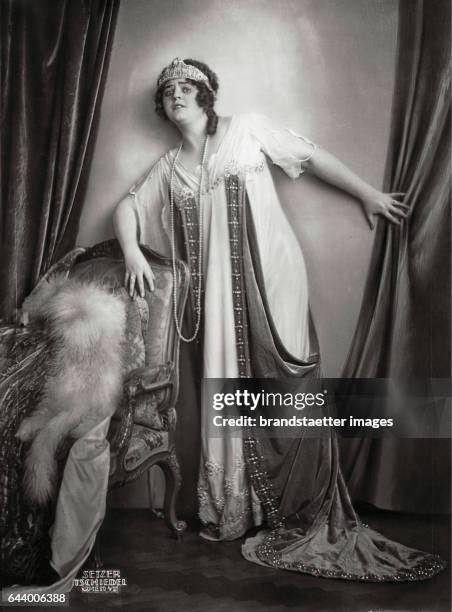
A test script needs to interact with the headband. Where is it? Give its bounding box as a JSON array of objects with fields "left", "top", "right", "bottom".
[{"left": 157, "top": 57, "right": 213, "bottom": 92}]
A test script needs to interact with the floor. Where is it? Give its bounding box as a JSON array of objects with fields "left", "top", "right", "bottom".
[{"left": 61, "top": 507, "right": 451, "bottom": 612}]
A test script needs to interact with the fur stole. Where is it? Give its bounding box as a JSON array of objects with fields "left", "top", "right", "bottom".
[{"left": 16, "top": 275, "right": 127, "bottom": 505}]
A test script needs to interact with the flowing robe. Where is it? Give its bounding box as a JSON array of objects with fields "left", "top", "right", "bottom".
[
  {"left": 129, "top": 113, "right": 445, "bottom": 580},
  {"left": 130, "top": 113, "right": 319, "bottom": 539}
]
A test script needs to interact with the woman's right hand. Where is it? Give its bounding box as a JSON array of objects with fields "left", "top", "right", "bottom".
[{"left": 124, "top": 246, "right": 155, "bottom": 297}]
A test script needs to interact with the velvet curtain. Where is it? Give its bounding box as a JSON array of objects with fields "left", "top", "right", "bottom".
[
  {"left": 341, "top": 0, "right": 451, "bottom": 513},
  {"left": 0, "top": 0, "right": 119, "bottom": 320}
]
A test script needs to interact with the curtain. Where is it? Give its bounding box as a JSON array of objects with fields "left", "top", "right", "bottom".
[
  {"left": 0, "top": 0, "right": 119, "bottom": 320},
  {"left": 341, "top": 0, "right": 451, "bottom": 513}
]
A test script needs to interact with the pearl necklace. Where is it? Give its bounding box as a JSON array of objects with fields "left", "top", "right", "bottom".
[{"left": 170, "top": 134, "right": 209, "bottom": 342}]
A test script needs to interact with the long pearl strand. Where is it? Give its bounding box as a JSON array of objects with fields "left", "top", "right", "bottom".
[{"left": 170, "top": 135, "right": 209, "bottom": 342}]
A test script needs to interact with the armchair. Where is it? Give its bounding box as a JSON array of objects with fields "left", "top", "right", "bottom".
[{"left": 47, "top": 238, "right": 190, "bottom": 539}]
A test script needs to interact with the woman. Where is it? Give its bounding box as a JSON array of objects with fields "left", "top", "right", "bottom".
[{"left": 114, "top": 58, "right": 445, "bottom": 580}]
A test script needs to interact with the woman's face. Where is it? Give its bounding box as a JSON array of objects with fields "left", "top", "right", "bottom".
[{"left": 162, "top": 78, "right": 204, "bottom": 127}]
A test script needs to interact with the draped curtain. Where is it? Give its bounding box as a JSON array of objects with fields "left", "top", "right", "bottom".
[
  {"left": 341, "top": 0, "right": 451, "bottom": 513},
  {"left": 0, "top": 0, "right": 119, "bottom": 320}
]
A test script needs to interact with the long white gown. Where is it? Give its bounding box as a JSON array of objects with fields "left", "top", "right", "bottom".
[{"left": 129, "top": 113, "right": 317, "bottom": 539}]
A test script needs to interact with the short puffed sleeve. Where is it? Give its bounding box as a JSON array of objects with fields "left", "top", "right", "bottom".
[
  {"left": 127, "top": 158, "right": 170, "bottom": 250},
  {"left": 245, "top": 113, "right": 318, "bottom": 179}
]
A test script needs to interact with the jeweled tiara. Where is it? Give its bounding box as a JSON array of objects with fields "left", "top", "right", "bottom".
[{"left": 157, "top": 57, "right": 213, "bottom": 91}]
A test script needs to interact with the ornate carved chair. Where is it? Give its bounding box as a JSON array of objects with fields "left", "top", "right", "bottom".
[{"left": 46, "top": 238, "right": 190, "bottom": 539}]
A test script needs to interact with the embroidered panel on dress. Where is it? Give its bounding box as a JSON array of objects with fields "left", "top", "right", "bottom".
[
  {"left": 242, "top": 435, "right": 284, "bottom": 529},
  {"left": 224, "top": 174, "right": 252, "bottom": 378},
  {"left": 172, "top": 194, "right": 203, "bottom": 334},
  {"left": 227, "top": 172, "right": 285, "bottom": 527}
]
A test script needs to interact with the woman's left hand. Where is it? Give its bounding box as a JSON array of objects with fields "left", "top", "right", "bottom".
[{"left": 361, "top": 190, "right": 409, "bottom": 230}]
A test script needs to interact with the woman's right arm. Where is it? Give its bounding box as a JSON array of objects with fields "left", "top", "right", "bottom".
[{"left": 113, "top": 196, "right": 155, "bottom": 297}]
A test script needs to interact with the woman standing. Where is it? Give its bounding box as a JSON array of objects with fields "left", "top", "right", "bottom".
[{"left": 114, "top": 58, "right": 444, "bottom": 580}]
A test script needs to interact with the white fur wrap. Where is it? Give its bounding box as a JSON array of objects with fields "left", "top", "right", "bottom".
[{"left": 16, "top": 275, "right": 127, "bottom": 506}]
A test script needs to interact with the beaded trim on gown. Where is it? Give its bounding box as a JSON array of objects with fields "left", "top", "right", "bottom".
[{"left": 128, "top": 113, "right": 446, "bottom": 580}]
